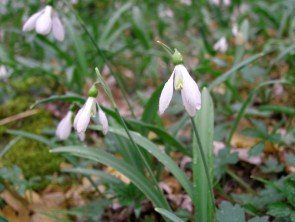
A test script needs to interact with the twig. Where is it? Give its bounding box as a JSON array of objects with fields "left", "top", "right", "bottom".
[{"left": 0, "top": 109, "right": 39, "bottom": 126}]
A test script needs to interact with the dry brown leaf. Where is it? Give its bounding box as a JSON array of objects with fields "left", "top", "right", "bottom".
[
  {"left": 231, "top": 133, "right": 258, "bottom": 148},
  {"left": 105, "top": 166, "right": 130, "bottom": 184}
]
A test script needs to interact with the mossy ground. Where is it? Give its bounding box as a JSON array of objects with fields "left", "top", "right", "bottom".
[{"left": 0, "top": 77, "right": 63, "bottom": 190}]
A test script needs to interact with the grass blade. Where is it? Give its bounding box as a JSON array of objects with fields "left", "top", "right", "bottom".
[
  {"left": 62, "top": 168, "right": 122, "bottom": 185},
  {"left": 155, "top": 208, "right": 185, "bottom": 222},
  {"left": 30, "top": 94, "right": 85, "bottom": 109},
  {"left": 208, "top": 52, "right": 266, "bottom": 90},
  {"left": 0, "top": 136, "right": 21, "bottom": 158},
  {"left": 6, "top": 130, "right": 54, "bottom": 146},
  {"left": 89, "top": 125, "right": 193, "bottom": 199},
  {"left": 52, "top": 146, "right": 171, "bottom": 210}
]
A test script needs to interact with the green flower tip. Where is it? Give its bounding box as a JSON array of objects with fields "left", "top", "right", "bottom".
[
  {"left": 172, "top": 49, "right": 183, "bottom": 65},
  {"left": 88, "top": 85, "right": 98, "bottom": 98}
]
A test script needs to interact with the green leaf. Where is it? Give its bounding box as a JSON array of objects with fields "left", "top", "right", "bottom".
[
  {"left": 216, "top": 201, "right": 245, "bottom": 222},
  {"left": 30, "top": 94, "right": 85, "bottom": 109},
  {"left": 0, "top": 215, "right": 8, "bottom": 222},
  {"left": 155, "top": 208, "right": 185, "bottom": 222},
  {"left": 67, "top": 18, "right": 88, "bottom": 90},
  {"left": 249, "top": 142, "right": 265, "bottom": 157},
  {"left": 258, "top": 105, "right": 295, "bottom": 116},
  {"left": 193, "top": 87, "right": 214, "bottom": 222},
  {"left": 284, "top": 178, "right": 295, "bottom": 208},
  {"left": 241, "top": 66, "right": 266, "bottom": 83},
  {"left": 260, "top": 157, "right": 284, "bottom": 173},
  {"left": 241, "top": 128, "right": 264, "bottom": 139},
  {"left": 100, "top": 2, "right": 133, "bottom": 42},
  {"left": 6, "top": 130, "right": 54, "bottom": 147},
  {"left": 141, "top": 84, "right": 162, "bottom": 124},
  {"left": 52, "top": 146, "right": 170, "bottom": 210},
  {"left": 62, "top": 167, "right": 122, "bottom": 185},
  {"left": 226, "top": 79, "right": 289, "bottom": 144},
  {"left": 127, "top": 119, "right": 190, "bottom": 156},
  {"left": 267, "top": 202, "right": 292, "bottom": 218},
  {"left": 286, "top": 154, "right": 295, "bottom": 167},
  {"left": 89, "top": 125, "right": 193, "bottom": 199},
  {"left": 214, "top": 147, "right": 239, "bottom": 180},
  {"left": 0, "top": 136, "right": 21, "bottom": 158}
]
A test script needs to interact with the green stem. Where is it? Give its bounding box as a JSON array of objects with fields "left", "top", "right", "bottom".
[
  {"left": 63, "top": 0, "right": 135, "bottom": 118},
  {"left": 226, "top": 169, "right": 255, "bottom": 195},
  {"left": 190, "top": 118, "right": 215, "bottom": 211}
]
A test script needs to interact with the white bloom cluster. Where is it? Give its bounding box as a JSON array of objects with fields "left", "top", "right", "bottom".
[{"left": 56, "top": 96, "right": 109, "bottom": 141}]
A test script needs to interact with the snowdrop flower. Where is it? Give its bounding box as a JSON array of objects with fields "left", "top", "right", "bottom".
[
  {"left": 159, "top": 49, "right": 201, "bottom": 117},
  {"left": 210, "top": 0, "right": 220, "bottom": 5},
  {"left": 56, "top": 111, "right": 73, "bottom": 140},
  {"left": 232, "top": 24, "right": 245, "bottom": 45},
  {"left": 74, "top": 86, "right": 109, "bottom": 140},
  {"left": 180, "top": 0, "right": 192, "bottom": 6},
  {"left": 0, "top": 65, "right": 10, "bottom": 80},
  {"left": 211, "top": 0, "right": 230, "bottom": 6},
  {"left": 223, "top": 0, "right": 231, "bottom": 6},
  {"left": 22, "top": 5, "right": 65, "bottom": 41},
  {"left": 214, "top": 37, "right": 228, "bottom": 53}
]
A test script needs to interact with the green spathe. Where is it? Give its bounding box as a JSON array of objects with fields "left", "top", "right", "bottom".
[
  {"left": 88, "top": 85, "right": 98, "bottom": 98},
  {"left": 172, "top": 49, "right": 183, "bottom": 65}
]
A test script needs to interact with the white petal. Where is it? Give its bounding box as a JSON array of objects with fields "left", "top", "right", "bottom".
[
  {"left": 223, "top": 0, "right": 231, "bottom": 6},
  {"left": 0, "top": 65, "right": 9, "bottom": 79},
  {"left": 35, "top": 6, "right": 52, "bottom": 35},
  {"left": 77, "top": 132, "right": 85, "bottom": 141},
  {"left": 56, "top": 111, "right": 72, "bottom": 140},
  {"left": 179, "top": 65, "right": 201, "bottom": 117},
  {"left": 74, "top": 106, "right": 84, "bottom": 130},
  {"left": 214, "top": 37, "right": 227, "bottom": 53},
  {"left": 98, "top": 109, "right": 109, "bottom": 135},
  {"left": 232, "top": 24, "right": 238, "bottom": 36},
  {"left": 159, "top": 73, "right": 174, "bottom": 115},
  {"left": 76, "top": 97, "right": 95, "bottom": 133},
  {"left": 22, "top": 9, "right": 44, "bottom": 32},
  {"left": 211, "top": 0, "right": 220, "bottom": 5},
  {"left": 52, "top": 13, "right": 65, "bottom": 41}
]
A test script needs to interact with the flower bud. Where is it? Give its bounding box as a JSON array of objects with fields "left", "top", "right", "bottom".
[
  {"left": 172, "top": 49, "right": 183, "bottom": 65},
  {"left": 88, "top": 85, "right": 98, "bottom": 98}
]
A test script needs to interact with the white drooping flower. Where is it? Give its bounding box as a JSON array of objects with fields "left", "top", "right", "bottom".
[
  {"left": 74, "top": 88, "right": 109, "bottom": 140},
  {"left": 98, "top": 109, "right": 109, "bottom": 135},
  {"left": 223, "top": 0, "right": 231, "bottom": 6},
  {"left": 214, "top": 37, "right": 228, "bottom": 53},
  {"left": 210, "top": 0, "right": 220, "bottom": 5},
  {"left": 159, "top": 50, "right": 201, "bottom": 117},
  {"left": 210, "top": 0, "right": 230, "bottom": 6},
  {"left": 0, "top": 65, "right": 10, "bottom": 80},
  {"left": 22, "top": 5, "right": 65, "bottom": 41},
  {"left": 56, "top": 111, "right": 73, "bottom": 140},
  {"left": 232, "top": 24, "right": 245, "bottom": 45}
]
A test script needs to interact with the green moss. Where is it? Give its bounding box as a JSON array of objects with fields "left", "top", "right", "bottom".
[
  {"left": 0, "top": 77, "right": 63, "bottom": 190},
  {"left": 2, "top": 111, "right": 62, "bottom": 176}
]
